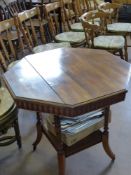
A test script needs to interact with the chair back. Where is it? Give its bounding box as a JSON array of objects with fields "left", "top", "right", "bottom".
[
  {"left": 1, "top": 0, "right": 27, "bottom": 19},
  {"left": 98, "top": 2, "right": 122, "bottom": 23},
  {"left": 80, "top": 10, "right": 107, "bottom": 47},
  {"left": 0, "top": 5, "right": 8, "bottom": 21},
  {"left": 0, "top": 51, "right": 7, "bottom": 72},
  {"left": 87, "top": 0, "right": 99, "bottom": 11},
  {"left": 0, "top": 18, "right": 18, "bottom": 62},
  {"left": 61, "top": 0, "right": 79, "bottom": 30},
  {"left": 14, "top": 6, "right": 45, "bottom": 50},
  {"left": 43, "top": 1, "right": 61, "bottom": 40}
]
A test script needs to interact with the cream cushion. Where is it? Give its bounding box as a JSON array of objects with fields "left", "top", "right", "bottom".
[
  {"left": 107, "top": 23, "right": 131, "bottom": 33},
  {"left": 33, "top": 42, "right": 71, "bottom": 53},
  {"left": 94, "top": 35, "right": 125, "bottom": 49},
  {"left": 55, "top": 32, "right": 85, "bottom": 44},
  {"left": 0, "top": 87, "right": 14, "bottom": 117}
]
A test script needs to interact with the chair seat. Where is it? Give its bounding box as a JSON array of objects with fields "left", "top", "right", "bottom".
[
  {"left": 71, "top": 19, "right": 100, "bottom": 32},
  {"left": 94, "top": 35, "right": 125, "bottom": 49},
  {"left": 107, "top": 23, "right": 131, "bottom": 33},
  {"left": 2, "top": 30, "right": 23, "bottom": 41},
  {"left": 71, "top": 23, "right": 84, "bottom": 32},
  {"left": 33, "top": 42, "right": 71, "bottom": 53},
  {"left": 25, "top": 19, "right": 48, "bottom": 27},
  {"left": 8, "top": 60, "right": 19, "bottom": 70},
  {"left": 55, "top": 32, "right": 85, "bottom": 44},
  {"left": 0, "top": 87, "right": 15, "bottom": 118}
]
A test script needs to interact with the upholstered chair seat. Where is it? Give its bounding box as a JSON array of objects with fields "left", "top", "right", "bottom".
[
  {"left": 25, "top": 18, "right": 48, "bottom": 27},
  {"left": 33, "top": 42, "right": 71, "bottom": 53},
  {"left": 93, "top": 35, "right": 125, "bottom": 49},
  {"left": 7, "top": 60, "right": 19, "bottom": 69},
  {"left": 107, "top": 23, "right": 131, "bottom": 33},
  {"left": 0, "top": 87, "right": 14, "bottom": 118},
  {"left": 55, "top": 32, "right": 85, "bottom": 45},
  {"left": 0, "top": 87, "right": 21, "bottom": 147},
  {"left": 70, "top": 19, "right": 100, "bottom": 32},
  {"left": 70, "top": 23, "right": 84, "bottom": 32}
]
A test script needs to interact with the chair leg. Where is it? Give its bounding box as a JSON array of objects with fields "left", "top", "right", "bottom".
[
  {"left": 57, "top": 152, "right": 66, "bottom": 175},
  {"left": 124, "top": 36, "right": 128, "bottom": 62},
  {"left": 119, "top": 49, "right": 124, "bottom": 60},
  {"left": 14, "top": 118, "right": 22, "bottom": 149}
]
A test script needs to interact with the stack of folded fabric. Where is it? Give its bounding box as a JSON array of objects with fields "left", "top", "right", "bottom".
[{"left": 45, "top": 109, "right": 107, "bottom": 146}]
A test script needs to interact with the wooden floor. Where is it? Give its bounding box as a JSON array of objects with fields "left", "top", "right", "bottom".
[{"left": 0, "top": 47, "right": 131, "bottom": 175}]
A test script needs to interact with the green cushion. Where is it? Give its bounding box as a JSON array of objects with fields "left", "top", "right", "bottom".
[
  {"left": 94, "top": 35, "right": 125, "bottom": 49},
  {"left": 33, "top": 42, "right": 71, "bottom": 53},
  {"left": 71, "top": 23, "right": 84, "bottom": 32},
  {"left": 8, "top": 60, "right": 19, "bottom": 70},
  {"left": 107, "top": 23, "right": 131, "bottom": 33},
  {"left": 71, "top": 19, "right": 100, "bottom": 32},
  {"left": 0, "top": 87, "right": 14, "bottom": 117},
  {"left": 55, "top": 32, "right": 85, "bottom": 44},
  {"left": 88, "top": 19, "right": 100, "bottom": 25}
]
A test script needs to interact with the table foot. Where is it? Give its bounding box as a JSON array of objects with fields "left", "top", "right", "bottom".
[{"left": 102, "top": 133, "right": 115, "bottom": 160}]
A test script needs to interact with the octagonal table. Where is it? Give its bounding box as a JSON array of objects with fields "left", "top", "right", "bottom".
[{"left": 2, "top": 48, "right": 131, "bottom": 175}]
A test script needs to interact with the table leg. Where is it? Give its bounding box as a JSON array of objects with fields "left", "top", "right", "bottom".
[
  {"left": 33, "top": 112, "right": 43, "bottom": 151},
  {"left": 54, "top": 115, "right": 66, "bottom": 175},
  {"left": 102, "top": 107, "right": 115, "bottom": 160},
  {"left": 14, "top": 118, "right": 22, "bottom": 149},
  {"left": 57, "top": 152, "right": 65, "bottom": 175}
]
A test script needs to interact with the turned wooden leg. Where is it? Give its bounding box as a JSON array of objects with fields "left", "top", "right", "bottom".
[
  {"left": 57, "top": 152, "right": 66, "bottom": 175},
  {"left": 54, "top": 115, "right": 65, "bottom": 175},
  {"left": 124, "top": 35, "right": 128, "bottom": 62},
  {"left": 102, "top": 107, "right": 115, "bottom": 160},
  {"left": 102, "top": 133, "right": 115, "bottom": 160},
  {"left": 119, "top": 49, "right": 124, "bottom": 60},
  {"left": 33, "top": 112, "right": 43, "bottom": 151}
]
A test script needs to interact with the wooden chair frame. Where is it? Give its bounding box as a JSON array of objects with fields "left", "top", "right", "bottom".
[
  {"left": 81, "top": 10, "right": 124, "bottom": 59},
  {"left": 98, "top": 2, "right": 130, "bottom": 61},
  {"left": 44, "top": 1, "right": 85, "bottom": 47},
  {"left": 14, "top": 6, "right": 46, "bottom": 51},
  {"left": 0, "top": 50, "right": 21, "bottom": 148},
  {"left": 0, "top": 18, "right": 19, "bottom": 61}
]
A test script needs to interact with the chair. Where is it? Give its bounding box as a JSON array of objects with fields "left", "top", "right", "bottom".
[
  {"left": 62, "top": 0, "right": 103, "bottom": 32},
  {"left": 60, "top": 0, "right": 84, "bottom": 32},
  {"left": 75, "top": 0, "right": 103, "bottom": 16},
  {"left": 0, "top": 4, "right": 7, "bottom": 21},
  {"left": 1, "top": 0, "right": 27, "bottom": 18},
  {"left": 0, "top": 51, "right": 21, "bottom": 148},
  {"left": 80, "top": 10, "right": 125, "bottom": 59},
  {"left": 14, "top": 6, "right": 71, "bottom": 54},
  {"left": 0, "top": 18, "right": 24, "bottom": 66},
  {"left": 44, "top": 1, "right": 85, "bottom": 47},
  {"left": 86, "top": 0, "right": 104, "bottom": 11},
  {"left": 98, "top": 2, "right": 131, "bottom": 61}
]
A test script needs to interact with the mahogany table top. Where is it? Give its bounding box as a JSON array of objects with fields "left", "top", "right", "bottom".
[{"left": 3, "top": 48, "right": 131, "bottom": 116}]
